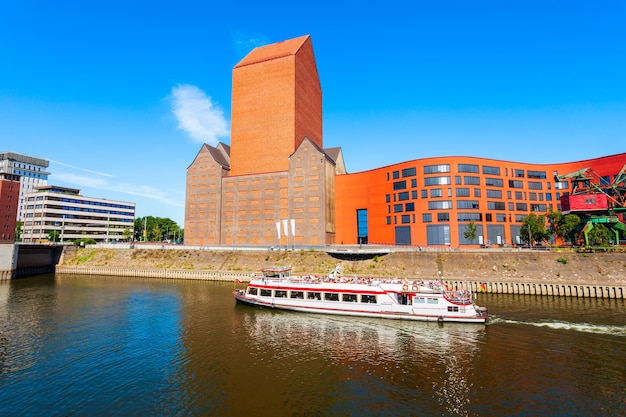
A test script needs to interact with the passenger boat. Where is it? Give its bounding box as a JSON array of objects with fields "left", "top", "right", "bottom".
[{"left": 233, "top": 267, "right": 488, "bottom": 324}]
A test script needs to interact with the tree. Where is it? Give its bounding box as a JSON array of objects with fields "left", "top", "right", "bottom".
[
  {"left": 15, "top": 221, "right": 22, "bottom": 241},
  {"left": 134, "top": 216, "right": 182, "bottom": 242},
  {"left": 122, "top": 227, "right": 133, "bottom": 242},
  {"left": 587, "top": 223, "right": 613, "bottom": 246},
  {"left": 520, "top": 214, "right": 550, "bottom": 246},
  {"left": 547, "top": 210, "right": 581, "bottom": 245},
  {"left": 48, "top": 230, "right": 60, "bottom": 243},
  {"left": 463, "top": 221, "right": 478, "bottom": 244}
]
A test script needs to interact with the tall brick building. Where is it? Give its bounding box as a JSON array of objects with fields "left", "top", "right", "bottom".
[{"left": 185, "top": 35, "right": 345, "bottom": 247}]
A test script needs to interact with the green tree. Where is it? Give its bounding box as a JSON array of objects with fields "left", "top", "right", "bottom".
[
  {"left": 587, "top": 223, "right": 613, "bottom": 246},
  {"left": 122, "top": 227, "right": 133, "bottom": 242},
  {"left": 48, "top": 230, "right": 60, "bottom": 243},
  {"left": 134, "top": 216, "right": 182, "bottom": 242},
  {"left": 547, "top": 210, "right": 581, "bottom": 245},
  {"left": 520, "top": 214, "right": 550, "bottom": 246},
  {"left": 463, "top": 221, "right": 478, "bottom": 244},
  {"left": 15, "top": 221, "right": 22, "bottom": 241}
]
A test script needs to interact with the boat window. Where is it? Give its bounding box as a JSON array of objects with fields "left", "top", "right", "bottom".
[
  {"left": 290, "top": 291, "right": 304, "bottom": 299},
  {"left": 413, "top": 297, "right": 425, "bottom": 304},
  {"left": 260, "top": 289, "right": 272, "bottom": 297},
  {"left": 275, "top": 290, "right": 287, "bottom": 298},
  {"left": 427, "top": 298, "right": 438, "bottom": 304},
  {"left": 360, "top": 294, "right": 377, "bottom": 303},
  {"left": 324, "top": 293, "right": 340, "bottom": 302},
  {"left": 307, "top": 292, "right": 321, "bottom": 300},
  {"left": 447, "top": 306, "right": 459, "bottom": 312},
  {"left": 248, "top": 287, "right": 258, "bottom": 295},
  {"left": 342, "top": 294, "right": 357, "bottom": 302}
]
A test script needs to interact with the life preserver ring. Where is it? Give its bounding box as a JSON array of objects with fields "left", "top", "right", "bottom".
[
  {"left": 412, "top": 285, "right": 419, "bottom": 291},
  {"left": 402, "top": 284, "right": 409, "bottom": 291}
]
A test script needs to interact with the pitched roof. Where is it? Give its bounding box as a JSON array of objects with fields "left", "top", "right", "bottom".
[{"left": 234, "top": 35, "right": 311, "bottom": 68}]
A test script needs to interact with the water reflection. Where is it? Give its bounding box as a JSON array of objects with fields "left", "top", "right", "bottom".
[{"left": 237, "top": 309, "right": 486, "bottom": 416}]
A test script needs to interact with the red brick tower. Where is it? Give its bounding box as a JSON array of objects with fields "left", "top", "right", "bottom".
[{"left": 230, "top": 35, "right": 322, "bottom": 176}]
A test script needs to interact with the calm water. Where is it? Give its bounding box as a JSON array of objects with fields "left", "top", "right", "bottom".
[{"left": 0, "top": 275, "right": 624, "bottom": 417}]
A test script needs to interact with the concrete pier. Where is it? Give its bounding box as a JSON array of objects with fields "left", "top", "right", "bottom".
[
  {"left": 445, "top": 279, "right": 626, "bottom": 299},
  {"left": 54, "top": 265, "right": 626, "bottom": 299}
]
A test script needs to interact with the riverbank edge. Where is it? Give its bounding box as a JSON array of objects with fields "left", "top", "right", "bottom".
[{"left": 55, "top": 246, "right": 626, "bottom": 298}]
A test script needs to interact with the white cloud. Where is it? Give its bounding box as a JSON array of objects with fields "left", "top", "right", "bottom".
[
  {"left": 232, "top": 32, "right": 269, "bottom": 58},
  {"left": 170, "top": 84, "right": 229, "bottom": 145}
]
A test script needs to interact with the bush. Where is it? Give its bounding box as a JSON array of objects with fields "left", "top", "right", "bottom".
[{"left": 556, "top": 257, "right": 568, "bottom": 264}]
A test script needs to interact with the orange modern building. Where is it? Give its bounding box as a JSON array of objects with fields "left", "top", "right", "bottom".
[{"left": 185, "top": 35, "right": 626, "bottom": 248}]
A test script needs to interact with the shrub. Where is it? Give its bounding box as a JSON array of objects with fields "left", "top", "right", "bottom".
[{"left": 556, "top": 257, "right": 568, "bottom": 264}]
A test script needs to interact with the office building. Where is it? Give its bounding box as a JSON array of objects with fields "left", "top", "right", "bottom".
[
  {"left": 21, "top": 185, "right": 135, "bottom": 243},
  {"left": 0, "top": 151, "right": 50, "bottom": 221},
  {"left": 0, "top": 173, "right": 20, "bottom": 242}
]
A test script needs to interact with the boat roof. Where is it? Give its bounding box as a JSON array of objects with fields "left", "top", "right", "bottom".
[{"left": 261, "top": 266, "right": 292, "bottom": 273}]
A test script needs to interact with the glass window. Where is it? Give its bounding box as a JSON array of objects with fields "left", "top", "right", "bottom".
[
  {"left": 424, "top": 164, "right": 450, "bottom": 174},
  {"left": 401, "top": 215, "right": 411, "bottom": 224},
  {"left": 394, "top": 204, "right": 403, "bottom": 213},
  {"left": 405, "top": 202, "right": 415, "bottom": 212},
  {"left": 324, "top": 293, "right": 340, "bottom": 301},
  {"left": 457, "top": 200, "right": 479, "bottom": 209},
  {"left": 456, "top": 188, "right": 470, "bottom": 197},
  {"left": 428, "top": 200, "right": 453, "bottom": 210},
  {"left": 430, "top": 188, "right": 443, "bottom": 198},
  {"left": 392, "top": 171, "right": 399, "bottom": 179},
  {"left": 509, "top": 180, "right": 524, "bottom": 189},
  {"left": 402, "top": 167, "right": 416, "bottom": 177},
  {"left": 357, "top": 209, "right": 368, "bottom": 244},
  {"left": 393, "top": 180, "right": 407, "bottom": 190},
  {"left": 398, "top": 191, "right": 410, "bottom": 201},
  {"left": 486, "top": 178, "right": 503, "bottom": 187},
  {"left": 464, "top": 176, "right": 480, "bottom": 185},
  {"left": 488, "top": 201, "right": 506, "bottom": 210},
  {"left": 527, "top": 170, "right": 547, "bottom": 179},
  {"left": 458, "top": 164, "right": 479, "bottom": 173},
  {"left": 486, "top": 189, "right": 502, "bottom": 198},
  {"left": 424, "top": 176, "right": 451, "bottom": 186},
  {"left": 437, "top": 213, "right": 450, "bottom": 222},
  {"left": 483, "top": 165, "right": 501, "bottom": 175},
  {"left": 422, "top": 213, "right": 432, "bottom": 222}
]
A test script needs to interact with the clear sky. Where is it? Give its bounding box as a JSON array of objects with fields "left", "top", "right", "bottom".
[{"left": 1, "top": 1, "right": 624, "bottom": 226}]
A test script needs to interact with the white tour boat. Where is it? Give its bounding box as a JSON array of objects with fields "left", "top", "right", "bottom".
[{"left": 233, "top": 267, "right": 488, "bottom": 324}]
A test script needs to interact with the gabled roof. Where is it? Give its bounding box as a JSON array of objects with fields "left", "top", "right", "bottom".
[
  {"left": 208, "top": 142, "right": 230, "bottom": 169},
  {"left": 324, "top": 147, "right": 342, "bottom": 164},
  {"left": 234, "top": 35, "right": 311, "bottom": 68}
]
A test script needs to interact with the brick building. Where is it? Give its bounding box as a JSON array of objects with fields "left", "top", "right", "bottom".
[
  {"left": 0, "top": 173, "right": 20, "bottom": 242},
  {"left": 185, "top": 35, "right": 345, "bottom": 247}
]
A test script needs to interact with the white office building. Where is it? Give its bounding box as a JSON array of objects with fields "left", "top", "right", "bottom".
[
  {"left": 0, "top": 151, "right": 50, "bottom": 221},
  {"left": 21, "top": 186, "right": 135, "bottom": 243}
]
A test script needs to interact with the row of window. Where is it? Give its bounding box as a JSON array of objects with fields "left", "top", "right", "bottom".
[
  {"left": 387, "top": 208, "right": 554, "bottom": 225},
  {"left": 388, "top": 189, "right": 563, "bottom": 206},
  {"left": 248, "top": 287, "right": 378, "bottom": 303},
  {"left": 27, "top": 195, "right": 134, "bottom": 210},
  {"left": 390, "top": 164, "right": 549, "bottom": 178}
]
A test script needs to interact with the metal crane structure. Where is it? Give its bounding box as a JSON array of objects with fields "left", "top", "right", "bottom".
[{"left": 554, "top": 164, "right": 626, "bottom": 245}]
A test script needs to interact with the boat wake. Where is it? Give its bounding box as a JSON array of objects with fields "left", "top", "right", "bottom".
[{"left": 489, "top": 316, "right": 626, "bottom": 336}]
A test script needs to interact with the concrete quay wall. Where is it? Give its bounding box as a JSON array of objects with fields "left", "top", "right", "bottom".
[{"left": 55, "top": 265, "right": 626, "bottom": 299}]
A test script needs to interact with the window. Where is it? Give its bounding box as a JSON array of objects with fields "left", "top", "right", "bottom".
[
  {"left": 486, "top": 178, "right": 503, "bottom": 187},
  {"left": 458, "top": 212, "right": 482, "bottom": 222},
  {"left": 555, "top": 181, "right": 569, "bottom": 190},
  {"left": 527, "top": 170, "right": 547, "bottom": 179},
  {"left": 385, "top": 194, "right": 390, "bottom": 203},
  {"left": 307, "top": 292, "right": 321, "bottom": 300},
  {"left": 401, "top": 215, "right": 411, "bottom": 224},
  {"left": 486, "top": 189, "right": 502, "bottom": 198},
  {"left": 424, "top": 176, "right": 451, "bottom": 186},
  {"left": 424, "top": 164, "right": 450, "bottom": 174},
  {"left": 427, "top": 225, "right": 450, "bottom": 245},
  {"left": 496, "top": 214, "right": 506, "bottom": 222},
  {"left": 361, "top": 294, "right": 377, "bottom": 303},
  {"left": 393, "top": 180, "right": 407, "bottom": 190},
  {"left": 531, "top": 204, "right": 547, "bottom": 212},
  {"left": 342, "top": 294, "right": 357, "bottom": 302},
  {"left": 458, "top": 164, "right": 479, "bottom": 173},
  {"left": 405, "top": 202, "right": 415, "bottom": 212},
  {"left": 290, "top": 291, "right": 304, "bottom": 299},
  {"left": 509, "top": 180, "right": 524, "bottom": 189},
  {"left": 394, "top": 204, "right": 403, "bottom": 213},
  {"left": 428, "top": 200, "right": 453, "bottom": 210},
  {"left": 324, "top": 293, "right": 340, "bottom": 301},
  {"left": 437, "top": 213, "right": 450, "bottom": 222},
  {"left": 392, "top": 171, "right": 400, "bottom": 179},
  {"left": 421, "top": 190, "right": 428, "bottom": 198},
  {"left": 411, "top": 178, "right": 417, "bottom": 187},
  {"left": 488, "top": 201, "right": 506, "bottom": 210},
  {"left": 260, "top": 289, "right": 272, "bottom": 297},
  {"left": 412, "top": 190, "right": 418, "bottom": 199},
  {"left": 402, "top": 167, "right": 416, "bottom": 177},
  {"left": 464, "top": 176, "right": 480, "bottom": 185},
  {"left": 275, "top": 290, "right": 287, "bottom": 298},
  {"left": 357, "top": 209, "right": 368, "bottom": 244},
  {"left": 483, "top": 166, "right": 501, "bottom": 175},
  {"left": 430, "top": 188, "right": 443, "bottom": 198},
  {"left": 457, "top": 200, "right": 479, "bottom": 209},
  {"left": 456, "top": 188, "right": 470, "bottom": 197},
  {"left": 515, "top": 169, "right": 525, "bottom": 178},
  {"left": 422, "top": 213, "right": 432, "bottom": 222},
  {"left": 398, "top": 192, "right": 410, "bottom": 201},
  {"left": 516, "top": 203, "right": 528, "bottom": 211},
  {"left": 515, "top": 191, "right": 523, "bottom": 200},
  {"left": 248, "top": 287, "right": 258, "bottom": 295},
  {"left": 528, "top": 182, "right": 543, "bottom": 190}
]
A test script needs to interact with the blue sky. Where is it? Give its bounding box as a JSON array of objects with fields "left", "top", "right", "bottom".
[{"left": 1, "top": 1, "right": 624, "bottom": 226}]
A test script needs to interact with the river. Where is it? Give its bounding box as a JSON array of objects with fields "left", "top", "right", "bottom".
[{"left": 0, "top": 274, "right": 624, "bottom": 417}]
